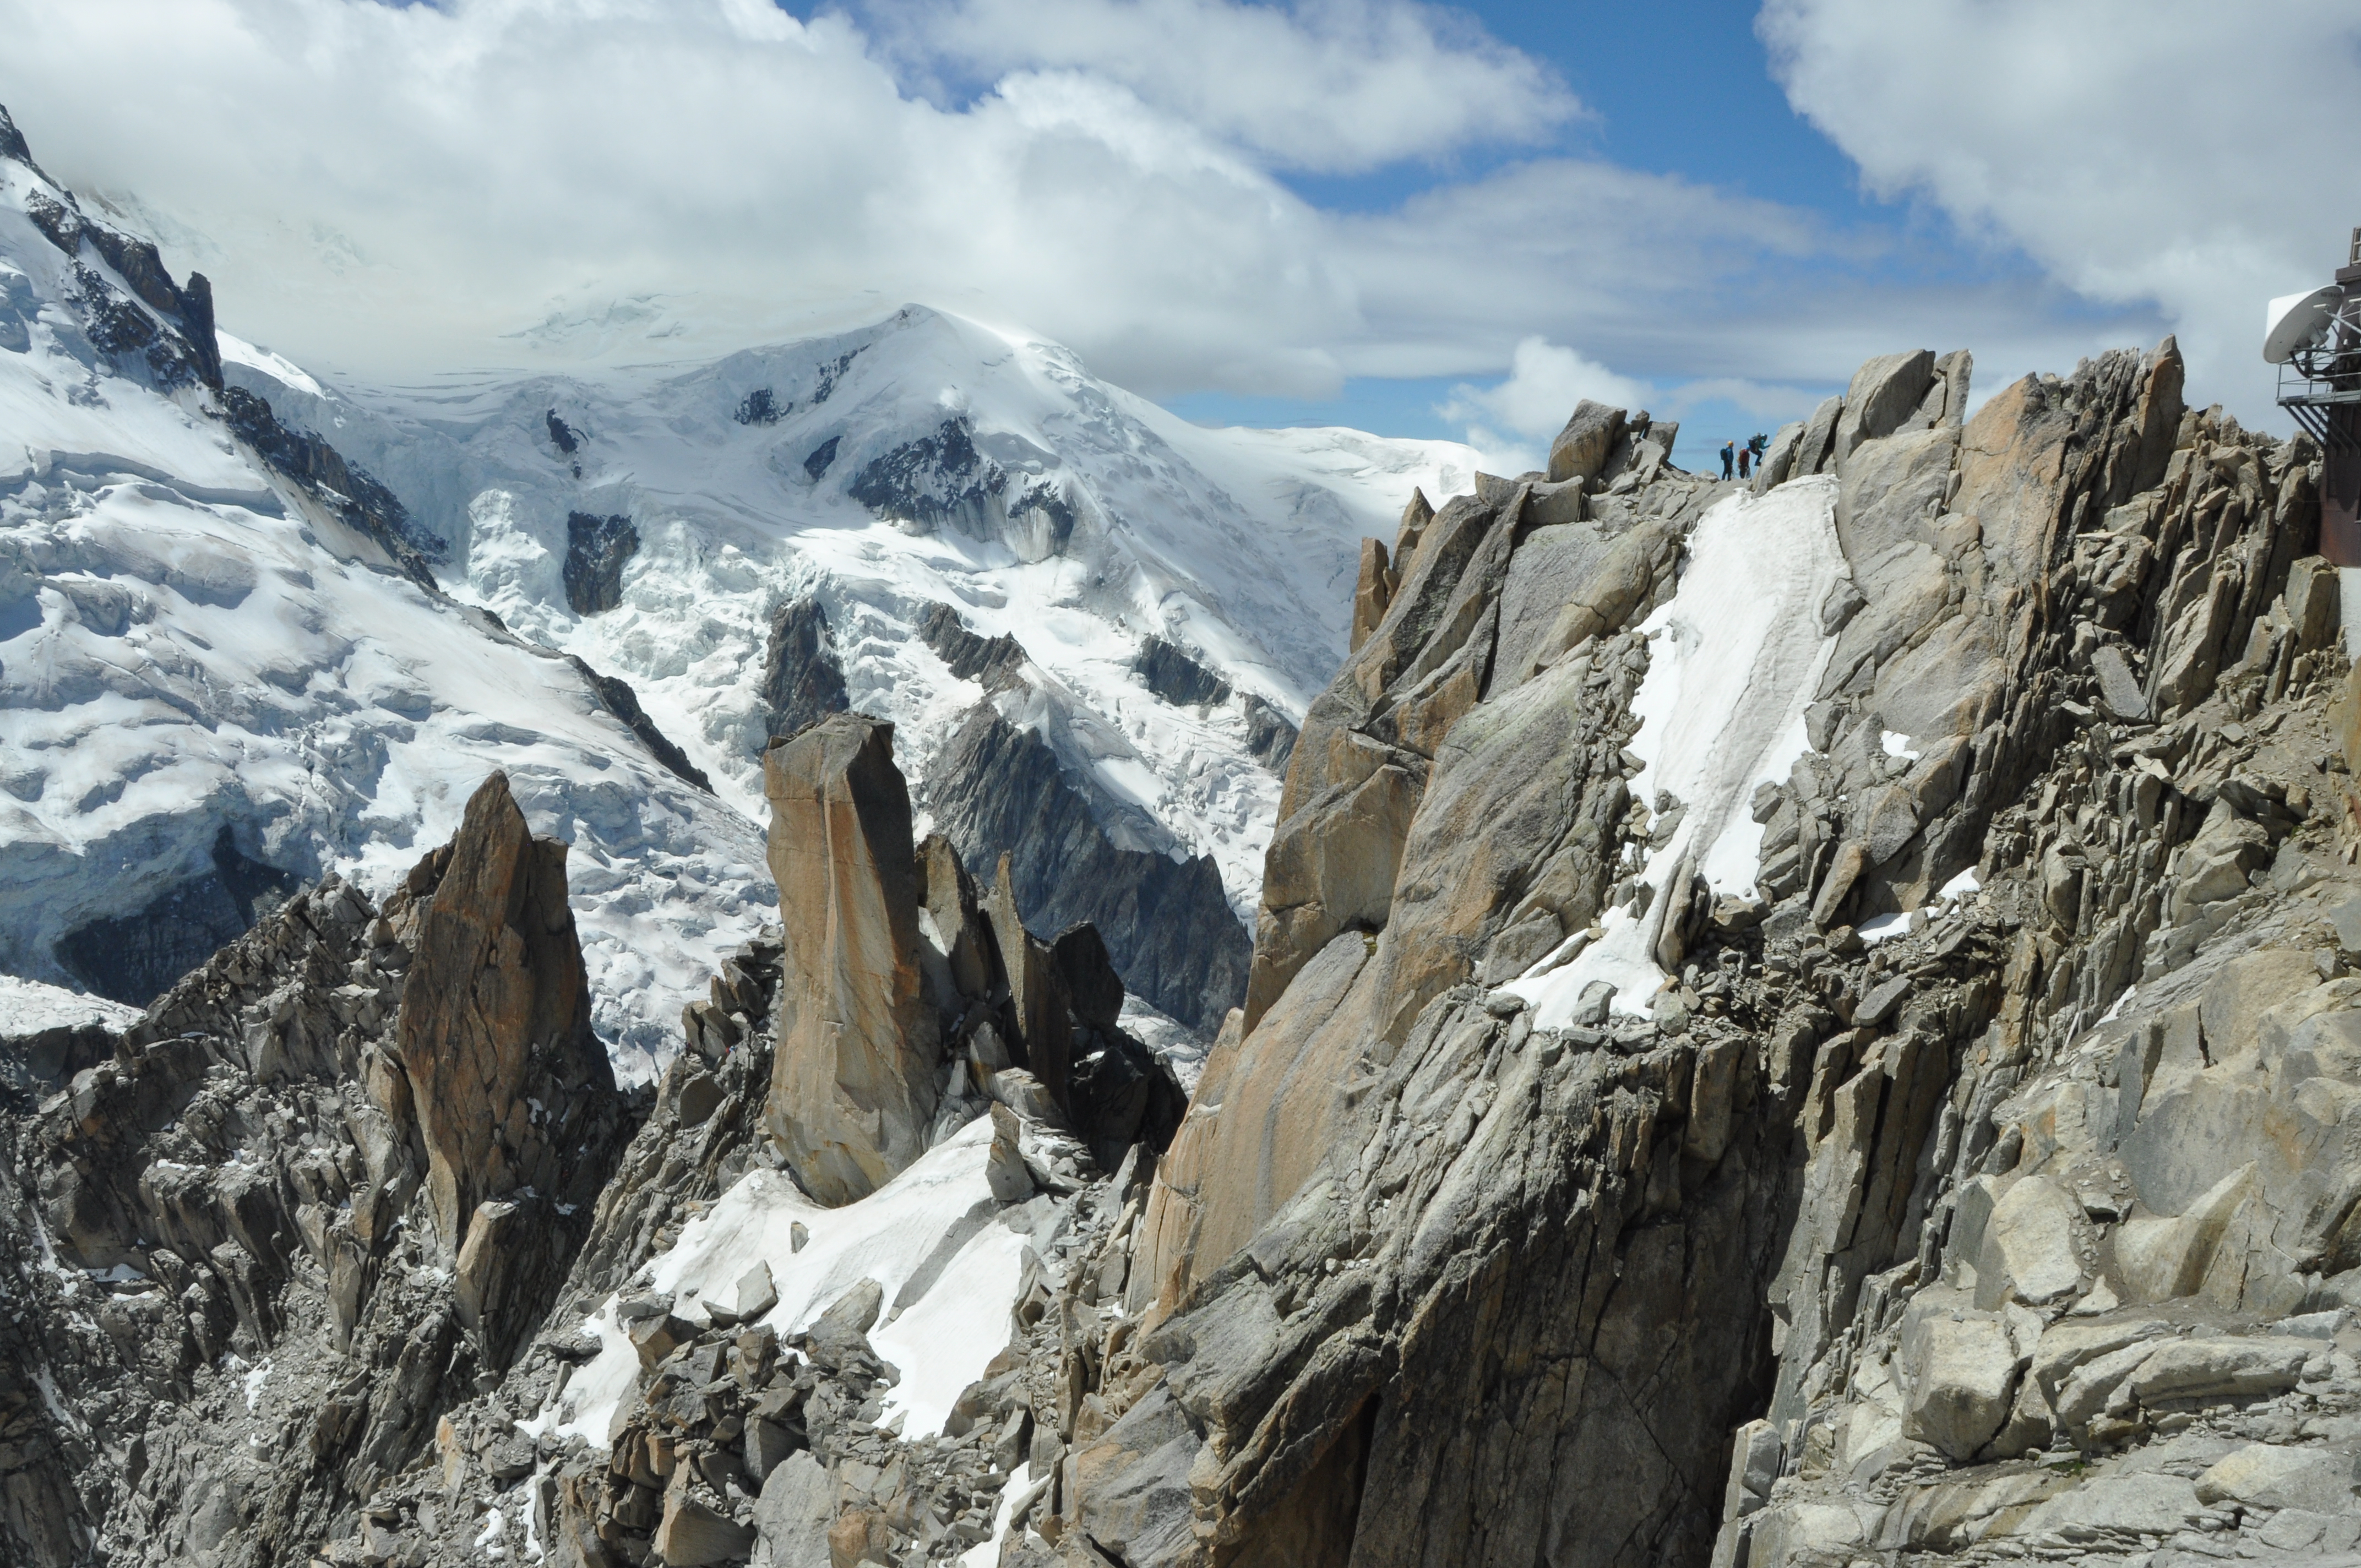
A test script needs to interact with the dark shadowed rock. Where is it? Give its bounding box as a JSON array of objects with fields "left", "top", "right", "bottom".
[
  {"left": 562, "top": 510, "right": 639, "bottom": 614},
  {"left": 1241, "top": 693, "right": 1300, "bottom": 774},
  {"left": 917, "top": 601, "right": 1027, "bottom": 689},
  {"left": 761, "top": 596, "right": 851, "bottom": 742},
  {"left": 1135, "top": 636, "right": 1230, "bottom": 706},
  {"left": 848, "top": 417, "right": 1005, "bottom": 535},
  {"left": 568, "top": 656, "right": 714, "bottom": 791},
  {"left": 926, "top": 703, "right": 1250, "bottom": 1032}
]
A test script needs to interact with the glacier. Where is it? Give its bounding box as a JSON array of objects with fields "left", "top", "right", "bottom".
[{"left": 0, "top": 123, "right": 1477, "bottom": 1077}]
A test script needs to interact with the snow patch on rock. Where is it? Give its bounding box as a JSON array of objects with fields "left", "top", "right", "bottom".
[{"left": 1509, "top": 478, "right": 1847, "bottom": 1022}]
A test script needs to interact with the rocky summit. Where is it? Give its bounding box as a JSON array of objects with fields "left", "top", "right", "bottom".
[{"left": 11, "top": 102, "right": 2361, "bottom": 1568}]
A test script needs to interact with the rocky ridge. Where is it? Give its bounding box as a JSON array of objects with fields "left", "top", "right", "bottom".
[{"left": 933, "top": 339, "right": 2361, "bottom": 1568}]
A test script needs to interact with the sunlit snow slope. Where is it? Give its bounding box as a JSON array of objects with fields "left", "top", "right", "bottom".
[
  {"left": 235, "top": 306, "right": 1477, "bottom": 925},
  {"left": 0, "top": 127, "right": 771, "bottom": 1077},
  {"left": 0, "top": 108, "right": 1478, "bottom": 1073}
]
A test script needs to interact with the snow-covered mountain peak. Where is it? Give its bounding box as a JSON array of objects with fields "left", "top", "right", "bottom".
[
  {"left": 0, "top": 99, "right": 1477, "bottom": 1064},
  {"left": 228, "top": 300, "right": 1477, "bottom": 981}
]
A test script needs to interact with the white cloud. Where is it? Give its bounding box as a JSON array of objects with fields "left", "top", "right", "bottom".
[
  {"left": 1437, "top": 337, "right": 1644, "bottom": 470},
  {"left": 1438, "top": 336, "right": 1841, "bottom": 471},
  {"left": 1760, "top": 0, "right": 2361, "bottom": 420},
  {"left": 872, "top": 0, "right": 1580, "bottom": 173},
  {"left": 0, "top": 0, "right": 2185, "bottom": 413},
  {"left": 1445, "top": 338, "right": 1650, "bottom": 438}
]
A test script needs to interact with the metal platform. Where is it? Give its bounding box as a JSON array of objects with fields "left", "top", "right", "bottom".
[{"left": 2278, "top": 363, "right": 2361, "bottom": 450}]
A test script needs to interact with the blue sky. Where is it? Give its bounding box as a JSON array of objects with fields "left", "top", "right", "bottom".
[{"left": 1164, "top": 0, "right": 2082, "bottom": 463}]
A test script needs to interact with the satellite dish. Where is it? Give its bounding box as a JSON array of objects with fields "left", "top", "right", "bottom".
[{"left": 2265, "top": 285, "right": 2341, "bottom": 363}]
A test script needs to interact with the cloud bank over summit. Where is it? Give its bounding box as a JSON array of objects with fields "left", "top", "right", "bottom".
[
  {"left": 1762, "top": 0, "right": 2361, "bottom": 420},
  {"left": 0, "top": 0, "right": 2348, "bottom": 426}
]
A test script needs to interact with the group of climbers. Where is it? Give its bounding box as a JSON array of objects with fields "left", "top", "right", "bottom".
[{"left": 1717, "top": 432, "right": 1770, "bottom": 481}]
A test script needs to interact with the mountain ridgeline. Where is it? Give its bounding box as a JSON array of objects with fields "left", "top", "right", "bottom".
[{"left": 13, "top": 96, "right": 2361, "bottom": 1568}]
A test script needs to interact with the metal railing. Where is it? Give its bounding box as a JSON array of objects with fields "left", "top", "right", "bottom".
[{"left": 2280, "top": 362, "right": 2361, "bottom": 449}]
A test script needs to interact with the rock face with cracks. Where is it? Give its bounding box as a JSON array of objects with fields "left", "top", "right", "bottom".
[
  {"left": 394, "top": 771, "right": 611, "bottom": 1251},
  {"left": 762, "top": 712, "right": 941, "bottom": 1205}
]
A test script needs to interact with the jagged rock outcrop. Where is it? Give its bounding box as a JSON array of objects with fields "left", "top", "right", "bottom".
[
  {"left": 763, "top": 711, "right": 1187, "bottom": 1201},
  {"left": 760, "top": 596, "right": 851, "bottom": 742},
  {"left": 289, "top": 775, "right": 1183, "bottom": 1567},
  {"left": 10, "top": 98, "right": 221, "bottom": 394},
  {"left": 918, "top": 600, "right": 1030, "bottom": 690},
  {"left": 927, "top": 702, "right": 1253, "bottom": 1033},
  {"left": 959, "top": 340, "right": 2361, "bottom": 1568},
  {"left": 0, "top": 771, "right": 639, "bottom": 1566},
  {"left": 564, "top": 511, "right": 640, "bottom": 614},
  {"left": 763, "top": 713, "right": 943, "bottom": 1205},
  {"left": 1136, "top": 637, "right": 1231, "bottom": 707},
  {"left": 19, "top": 160, "right": 2361, "bottom": 1568},
  {"left": 1245, "top": 467, "right": 1698, "bottom": 1027},
  {"left": 393, "top": 775, "right": 617, "bottom": 1286}
]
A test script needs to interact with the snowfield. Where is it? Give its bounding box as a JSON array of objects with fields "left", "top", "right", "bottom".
[
  {"left": 1507, "top": 478, "right": 1849, "bottom": 1023},
  {"left": 538, "top": 1115, "right": 1037, "bottom": 1449},
  {"left": 235, "top": 306, "right": 1477, "bottom": 920}
]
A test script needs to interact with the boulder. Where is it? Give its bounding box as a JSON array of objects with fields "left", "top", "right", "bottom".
[
  {"left": 2122, "top": 1070, "right": 2268, "bottom": 1218},
  {"left": 731, "top": 1262, "right": 780, "bottom": 1324},
  {"left": 1831, "top": 350, "right": 1937, "bottom": 470},
  {"left": 2020, "top": 1472, "right": 2203, "bottom": 1539},
  {"left": 653, "top": 1491, "right": 755, "bottom": 1566},
  {"left": 763, "top": 714, "right": 940, "bottom": 1206},
  {"left": 1900, "top": 1304, "right": 2022, "bottom": 1462},
  {"left": 2124, "top": 1337, "right": 2309, "bottom": 1406},
  {"left": 2052, "top": 1338, "right": 2166, "bottom": 1433},
  {"left": 987, "top": 1103, "right": 1034, "bottom": 1203},
  {"left": 808, "top": 1277, "right": 884, "bottom": 1370},
  {"left": 1794, "top": 395, "right": 1844, "bottom": 477},
  {"left": 1547, "top": 401, "right": 1626, "bottom": 485},
  {"left": 2091, "top": 644, "right": 2150, "bottom": 722},
  {"left": 1073, "top": 1386, "right": 1203, "bottom": 1568},
  {"left": 752, "top": 1452, "right": 831, "bottom": 1568},
  {"left": 2029, "top": 1317, "right": 2171, "bottom": 1406},
  {"left": 1750, "top": 420, "right": 1805, "bottom": 493},
  {"left": 2194, "top": 1442, "right": 2358, "bottom": 1512},
  {"left": 1974, "top": 1175, "right": 2087, "bottom": 1309}
]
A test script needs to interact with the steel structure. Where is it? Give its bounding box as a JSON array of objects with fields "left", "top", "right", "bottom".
[{"left": 2272, "top": 227, "right": 2361, "bottom": 564}]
